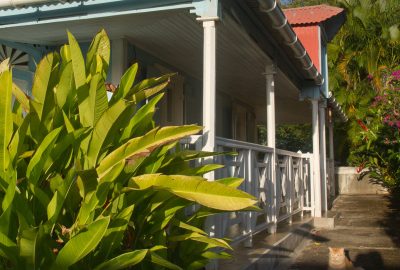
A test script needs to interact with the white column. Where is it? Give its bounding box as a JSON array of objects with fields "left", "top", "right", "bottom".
[
  {"left": 201, "top": 19, "right": 219, "bottom": 244},
  {"left": 311, "top": 99, "right": 322, "bottom": 217},
  {"left": 328, "top": 108, "right": 335, "bottom": 197},
  {"left": 319, "top": 103, "right": 328, "bottom": 213},
  {"left": 110, "top": 39, "right": 127, "bottom": 100},
  {"left": 202, "top": 20, "right": 217, "bottom": 156},
  {"left": 265, "top": 64, "right": 277, "bottom": 233}
]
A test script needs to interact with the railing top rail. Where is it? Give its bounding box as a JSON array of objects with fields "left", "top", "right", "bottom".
[
  {"left": 183, "top": 136, "right": 313, "bottom": 159},
  {"left": 181, "top": 135, "right": 202, "bottom": 144},
  {"left": 216, "top": 137, "right": 274, "bottom": 153},
  {"left": 276, "top": 148, "right": 304, "bottom": 158}
]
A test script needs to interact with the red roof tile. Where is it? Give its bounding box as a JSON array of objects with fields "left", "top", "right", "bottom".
[{"left": 283, "top": 4, "right": 344, "bottom": 25}]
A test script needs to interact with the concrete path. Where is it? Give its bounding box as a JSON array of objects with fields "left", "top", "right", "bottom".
[{"left": 288, "top": 195, "right": 400, "bottom": 270}]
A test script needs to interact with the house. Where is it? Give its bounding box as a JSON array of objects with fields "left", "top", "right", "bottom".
[{"left": 0, "top": 0, "right": 346, "bottom": 252}]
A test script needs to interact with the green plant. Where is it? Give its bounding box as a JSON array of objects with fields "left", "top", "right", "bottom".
[
  {"left": 0, "top": 30, "right": 257, "bottom": 269},
  {"left": 351, "top": 68, "right": 400, "bottom": 193}
]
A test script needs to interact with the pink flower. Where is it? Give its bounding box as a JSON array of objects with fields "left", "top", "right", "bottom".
[
  {"left": 391, "top": 70, "right": 400, "bottom": 80},
  {"left": 383, "top": 115, "right": 391, "bottom": 123}
]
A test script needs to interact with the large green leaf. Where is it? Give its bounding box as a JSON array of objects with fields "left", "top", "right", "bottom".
[
  {"left": 30, "top": 53, "right": 57, "bottom": 120},
  {"left": 67, "top": 31, "right": 86, "bottom": 90},
  {"left": 1, "top": 169, "right": 16, "bottom": 212},
  {"left": 46, "top": 191, "right": 63, "bottom": 225},
  {"left": 96, "top": 205, "right": 134, "bottom": 259},
  {"left": 97, "top": 125, "right": 202, "bottom": 177},
  {"left": 119, "top": 93, "right": 164, "bottom": 142},
  {"left": 87, "top": 99, "right": 130, "bottom": 168},
  {"left": 68, "top": 31, "right": 96, "bottom": 128},
  {"left": 12, "top": 83, "right": 30, "bottom": 112},
  {"left": 26, "top": 127, "right": 62, "bottom": 185},
  {"left": 76, "top": 161, "right": 124, "bottom": 226},
  {"left": 52, "top": 216, "right": 110, "bottom": 269},
  {"left": 169, "top": 232, "right": 231, "bottom": 250},
  {"left": 131, "top": 80, "right": 170, "bottom": 104},
  {"left": 9, "top": 105, "right": 30, "bottom": 164},
  {"left": 44, "top": 128, "right": 90, "bottom": 174},
  {"left": 110, "top": 63, "right": 138, "bottom": 104},
  {"left": 94, "top": 249, "right": 148, "bottom": 270},
  {"left": 0, "top": 231, "right": 17, "bottom": 263},
  {"left": 86, "top": 29, "right": 110, "bottom": 77},
  {"left": 93, "top": 73, "right": 108, "bottom": 125},
  {"left": 0, "top": 68, "right": 12, "bottom": 171},
  {"left": 149, "top": 251, "right": 182, "bottom": 270},
  {"left": 55, "top": 61, "right": 74, "bottom": 110},
  {"left": 129, "top": 174, "right": 257, "bottom": 211},
  {"left": 128, "top": 74, "right": 171, "bottom": 97},
  {"left": 19, "top": 226, "right": 46, "bottom": 269}
]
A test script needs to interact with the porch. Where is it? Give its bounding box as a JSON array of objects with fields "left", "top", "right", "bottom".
[{"left": 0, "top": 1, "right": 343, "bottom": 268}]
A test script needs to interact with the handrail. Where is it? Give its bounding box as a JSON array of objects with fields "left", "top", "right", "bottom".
[
  {"left": 216, "top": 137, "right": 274, "bottom": 153},
  {"left": 276, "top": 148, "right": 303, "bottom": 158}
]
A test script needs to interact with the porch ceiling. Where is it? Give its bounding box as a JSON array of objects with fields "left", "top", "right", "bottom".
[{"left": 0, "top": 8, "right": 311, "bottom": 124}]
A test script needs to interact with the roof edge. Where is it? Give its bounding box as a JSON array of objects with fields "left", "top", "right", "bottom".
[{"left": 257, "top": 0, "right": 323, "bottom": 86}]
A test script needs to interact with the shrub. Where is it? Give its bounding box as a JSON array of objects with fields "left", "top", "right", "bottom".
[
  {"left": 0, "top": 30, "right": 256, "bottom": 269},
  {"left": 351, "top": 68, "right": 400, "bottom": 194}
]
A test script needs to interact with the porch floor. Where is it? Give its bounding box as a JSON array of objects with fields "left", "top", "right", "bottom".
[
  {"left": 219, "top": 212, "right": 314, "bottom": 270},
  {"left": 288, "top": 195, "right": 400, "bottom": 270}
]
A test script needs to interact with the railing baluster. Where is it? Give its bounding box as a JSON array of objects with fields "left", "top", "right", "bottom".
[
  {"left": 244, "top": 149, "right": 254, "bottom": 247},
  {"left": 287, "top": 156, "right": 293, "bottom": 224}
]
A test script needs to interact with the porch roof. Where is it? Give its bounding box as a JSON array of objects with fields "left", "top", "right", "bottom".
[{"left": 0, "top": 0, "right": 341, "bottom": 124}]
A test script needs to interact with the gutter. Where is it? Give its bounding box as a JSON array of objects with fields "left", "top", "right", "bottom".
[
  {"left": 257, "top": 0, "right": 323, "bottom": 86},
  {"left": 0, "top": 0, "right": 67, "bottom": 8},
  {"left": 328, "top": 92, "right": 348, "bottom": 122}
]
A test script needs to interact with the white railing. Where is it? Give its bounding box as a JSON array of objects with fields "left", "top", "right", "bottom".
[{"left": 180, "top": 136, "right": 314, "bottom": 246}]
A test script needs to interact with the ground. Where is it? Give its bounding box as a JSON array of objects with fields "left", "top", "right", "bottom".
[{"left": 288, "top": 195, "right": 400, "bottom": 270}]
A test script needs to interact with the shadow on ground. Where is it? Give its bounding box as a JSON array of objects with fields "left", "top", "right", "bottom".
[
  {"left": 379, "top": 195, "right": 400, "bottom": 248},
  {"left": 289, "top": 195, "right": 400, "bottom": 270}
]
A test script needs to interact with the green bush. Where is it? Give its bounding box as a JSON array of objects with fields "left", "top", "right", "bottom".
[
  {"left": 351, "top": 68, "right": 400, "bottom": 194},
  {"left": 0, "top": 30, "right": 256, "bottom": 269}
]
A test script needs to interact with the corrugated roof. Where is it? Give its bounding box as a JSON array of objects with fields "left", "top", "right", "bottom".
[
  {"left": 283, "top": 4, "right": 344, "bottom": 26},
  {"left": 0, "top": 0, "right": 89, "bottom": 11}
]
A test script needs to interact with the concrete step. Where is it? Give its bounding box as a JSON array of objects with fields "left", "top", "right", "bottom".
[
  {"left": 313, "top": 211, "right": 340, "bottom": 229},
  {"left": 219, "top": 214, "right": 314, "bottom": 270}
]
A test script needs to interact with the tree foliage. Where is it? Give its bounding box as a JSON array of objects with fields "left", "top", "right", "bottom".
[{"left": 0, "top": 30, "right": 257, "bottom": 269}]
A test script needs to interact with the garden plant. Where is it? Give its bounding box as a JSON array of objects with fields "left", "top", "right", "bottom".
[
  {"left": 352, "top": 68, "right": 400, "bottom": 193},
  {"left": 0, "top": 30, "right": 257, "bottom": 269}
]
